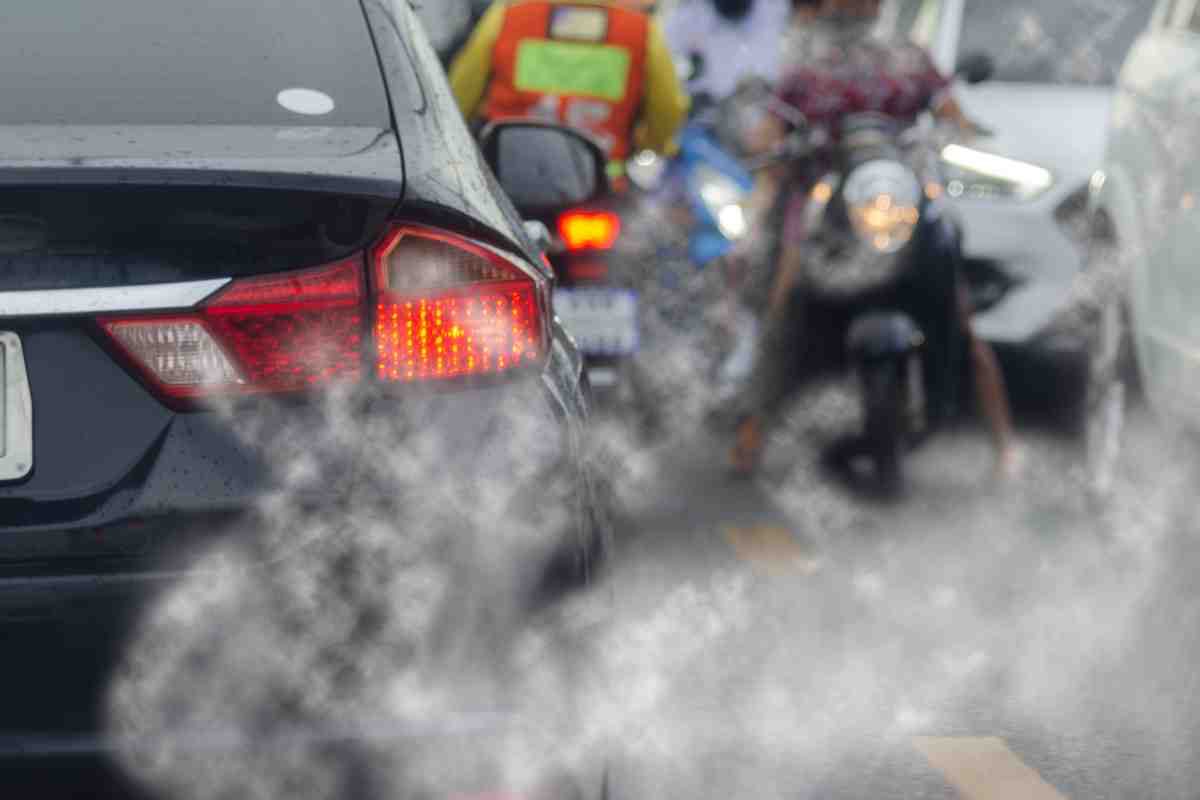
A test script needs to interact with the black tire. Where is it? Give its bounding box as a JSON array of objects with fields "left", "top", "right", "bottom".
[{"left": 862, "top": 362, "right": 906, "bottom": 494}]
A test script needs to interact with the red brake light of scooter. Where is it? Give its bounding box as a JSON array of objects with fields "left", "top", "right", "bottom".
[{"left": 558, "top": 211, "right": 620, "bottom": 252}]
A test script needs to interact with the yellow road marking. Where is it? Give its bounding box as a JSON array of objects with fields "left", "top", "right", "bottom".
[
  {"left": 723, "top": 525, "right": 822, "bottom": 575},
  {"left": 914, "top": 737, "right": 1069, "bottom": 800}
]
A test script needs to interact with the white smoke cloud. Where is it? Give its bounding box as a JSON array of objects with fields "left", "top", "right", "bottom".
[{"left": 104, "top": 4, "right": 1196, "bottom": 797}]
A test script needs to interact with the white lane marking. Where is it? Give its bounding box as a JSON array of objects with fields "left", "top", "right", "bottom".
[
  {"left": 723, "top": 525, "right": 822, "bottom": 575},
  {"left": 914, "top": 737, "right": 1070, "bottom": 800}
]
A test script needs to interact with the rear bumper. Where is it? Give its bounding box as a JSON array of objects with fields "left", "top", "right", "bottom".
[
  {"left": 0, "top": 369, "right": 598, "bottom": 618},
  {"left": 0, "top": 716, "right": 608, "bottom": 800},
  {"left": 0, "top": 366, "right": 607, "bottom": 793}
]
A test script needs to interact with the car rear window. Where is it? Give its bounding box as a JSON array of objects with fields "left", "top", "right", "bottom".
[{"left": 0, "top": 0, "right": 391, "bottom": 127}]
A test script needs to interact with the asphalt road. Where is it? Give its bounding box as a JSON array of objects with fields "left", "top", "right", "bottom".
[
  {"left": 3, "top": 382, "right": 1200, "bottom": 800},
  {"left": 594, "top": 383, "right": 1200, "bottom": 799}
]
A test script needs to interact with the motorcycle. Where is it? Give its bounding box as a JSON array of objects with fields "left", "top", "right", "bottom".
[
  {"left": 539, "top": 118, "right": 756, "bottom": 430},
  {"left": 765, "top": 110, "right": 970, "bottom": 492}
]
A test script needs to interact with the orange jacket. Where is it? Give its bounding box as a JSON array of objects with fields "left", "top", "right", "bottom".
[{"left": 450, "top": 0, "right": 688, "bottom": 161}]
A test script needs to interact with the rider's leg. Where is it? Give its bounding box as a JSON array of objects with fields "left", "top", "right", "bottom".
[
  {"left": 957, "top": 283, "right": 1019, "bottom": 477},
  {"left": 731, "top": 246, "right": 808, "bottom": 473}
]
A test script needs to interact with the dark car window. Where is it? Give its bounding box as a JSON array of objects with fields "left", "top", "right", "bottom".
[
  {"left": 0, "top": 0, "right": 392, "bottom": 126},
  {"left": 959, "top": 0, "right": 1155, "bottom": 85}
]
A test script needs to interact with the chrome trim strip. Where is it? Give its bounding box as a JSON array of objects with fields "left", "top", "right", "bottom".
[
  {"left": 0, "top": 279, "right": 231, "bottom": 318},
  {"left": 0, "top": 332, "right": 33, "bottom": 483}
]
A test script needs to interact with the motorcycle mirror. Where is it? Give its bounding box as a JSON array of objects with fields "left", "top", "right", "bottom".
[
  {"left": 478, "top": 122, "right": 610, "bottom": 216},
  {"left": 956, "top": 52, "right": 995, "bottom": 85},
  {"left": 523, "top": 220, "right": 553, "bottom": 253}
]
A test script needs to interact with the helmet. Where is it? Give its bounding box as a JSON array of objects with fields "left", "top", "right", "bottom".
[{"left": 713, "top": 0, "right": 754, "bottom": 21}]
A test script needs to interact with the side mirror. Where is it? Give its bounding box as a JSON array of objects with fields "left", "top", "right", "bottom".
[
  {"left": 479, "top": 122, "right": 609, "bottom": 216},
  {"left": 956, "top": 52, "right": 995, "bottom": 85}
]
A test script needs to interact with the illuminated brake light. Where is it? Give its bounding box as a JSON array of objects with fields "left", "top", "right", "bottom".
[
  {"left": 372, "top": 227, "right": 546, "bottom": 383},
  {"left": 558, "top": 211, "right": 620, "bottom": 251},
  {"left": 100, "top": 257, "right": 364, "bottom": 401}
]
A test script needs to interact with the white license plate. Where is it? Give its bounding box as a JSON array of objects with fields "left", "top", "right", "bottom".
[
  {"left": 0, "top": 332, "right": 33, "bottom": 482},
  {"left": 554, "top": 288, "right": 639, "bottom": 356}
]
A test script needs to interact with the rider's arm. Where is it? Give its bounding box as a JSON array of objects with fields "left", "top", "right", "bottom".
[
  {"left": 911, "top": 47, "right": 986, "bottom": 134},
  {"left": 635, "top": 19, "right": 691, "bottom": 155},
  {"left": 448, "top": 2, "right": 507, "bottom": 122}
]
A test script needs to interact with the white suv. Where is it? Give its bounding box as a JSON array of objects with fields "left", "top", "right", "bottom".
[
  {"left": 1094, "top": 0, "right": 1200, "bottom": 432},
  {"left": 885, "top": 0, "right": 1153, "bottom": 415}
]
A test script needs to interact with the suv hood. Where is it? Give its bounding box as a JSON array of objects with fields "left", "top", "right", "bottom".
[{"left": 958, "top": 83, "right": 1113, "bottom": 190}]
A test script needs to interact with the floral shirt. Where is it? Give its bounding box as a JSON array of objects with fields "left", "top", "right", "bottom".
[{"left": 776, "top": 21, "right": 951, "bottom": 129}]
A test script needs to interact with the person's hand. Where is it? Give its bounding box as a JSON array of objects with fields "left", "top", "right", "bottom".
[
  {"left": 745, "top": 113, "right": 788, "bottom": 157},
  {"left": 935, "top": 95, "right": 993, "bottom": 141},
  {"left": 960, "top": 116, "right": 994, "bottom": 141}
]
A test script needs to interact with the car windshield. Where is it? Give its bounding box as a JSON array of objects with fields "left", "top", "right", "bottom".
[{"left": 959, "top": 0, "right": 1154, "bottom": 85}]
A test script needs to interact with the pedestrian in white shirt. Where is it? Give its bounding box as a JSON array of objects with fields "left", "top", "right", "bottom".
[{"left": 663, "top": 0, "right": 792, "bottom": 101}]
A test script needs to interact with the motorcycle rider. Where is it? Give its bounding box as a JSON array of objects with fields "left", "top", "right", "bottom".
[
  {"left": 448, "top": 0, "right": 690, "bottom": 167},
  {"left": 731, "top": 0, "right": 1019, "bottom": 480}
]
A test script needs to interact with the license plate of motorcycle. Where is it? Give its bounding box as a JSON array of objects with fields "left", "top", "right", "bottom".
[
  {"left": 0, "top": 332, "right": 33, "bottom": 482},
  {"left": 553, "top": 288, "right": 639, "bottom": 356}
]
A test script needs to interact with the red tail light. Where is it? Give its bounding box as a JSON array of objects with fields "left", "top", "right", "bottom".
[
  {"left": 372, "top": 226, "right": 546, "bottom": 383},
  {"left": 99, "top": 226, "right": 546, "bottom": 404},
  {"left": 558, "top": 210, "right": 620, "bottom": 252}
]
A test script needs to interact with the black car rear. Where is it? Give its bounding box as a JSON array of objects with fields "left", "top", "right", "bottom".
[{"left": 0, "top": 1, "right": 609, "bottom": 794}]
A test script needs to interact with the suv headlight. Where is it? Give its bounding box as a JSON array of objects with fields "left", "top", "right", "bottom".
[
  {"left": 693, "top": 165, "right": 749, "bottom": 241},
  {"left": 843, "top": 159, "right": 922, "bottom": 254},
  {"left": 940, "top": 144, "right": 1054, "bottom": 202}
]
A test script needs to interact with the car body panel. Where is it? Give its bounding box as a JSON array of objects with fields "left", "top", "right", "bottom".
[
  {"left": 0, "top": 125, "right": 404, "bottom": 197},
  {"left": 957, "top": 85, "right": 1111, "bottom": 188},
  {"left": 886, "top": 0, "right": 1152, "bottom": 358},
  {"left": 951, "top": 86, "right": 1110, "bottom": 342},
  {"left": 1098, "top": 0, "right": 1200, "bottom": 428},
  {"left": 362, "top": 0, "right": 547, "bottom": 265}
]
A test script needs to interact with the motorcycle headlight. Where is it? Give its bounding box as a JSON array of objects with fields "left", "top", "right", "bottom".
[
  {"left": 843, "top": 160, "right": 923, "bottom": 255},
  {"left": 694, "top": 165, "right": 750, "bottom": 241},
  {"left": 940, "top": 144, "right": 1054, "bottom": 202}
]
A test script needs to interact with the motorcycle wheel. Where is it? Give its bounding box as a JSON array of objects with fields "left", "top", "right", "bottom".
[{"left": 862, "top": 362, "right": 906, "bottom": 494}]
